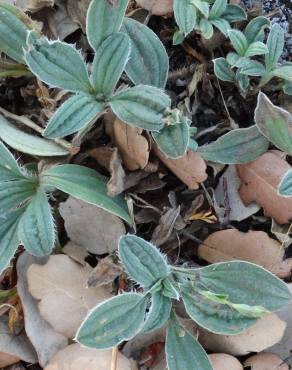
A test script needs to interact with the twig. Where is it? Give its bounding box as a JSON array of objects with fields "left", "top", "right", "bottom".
[{"left": 111, "top": 347, "right": 118, "bottom": 370}]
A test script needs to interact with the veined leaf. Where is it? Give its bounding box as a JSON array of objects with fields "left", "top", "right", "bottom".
[
  {"left": 240, "top": 59, "right": 265, "bottom": 76},
  {"left": 210, "top": 18, "right": 231, "bottom": 37},
  {"left": 109, "top": 85, "right": 170, "bottom": 131},
  {"left": 143, "top": 293, "right": 172, "bottom": 333},
  {"left": 209, "top": 0, "right": 227, "bottom": 19},
  {"left": 255, "top": 92, "right": 292, "bottom": 154},
  {"left": 272, "top": 64, "right": 292, "bottom": 82},
  {"left": 265, "top": 24, "right": 284, "bottom": 71},
  {"left": 228, "top": 29, "right": 248, "bottom": 56},
  {"left": 222, "top": 4, "right": 247, "bottom": 22},
  {"left": 0, "top": 115, "right": 69, "bottom": 156},
  {"left": 199, "top": 18, "right": 214, "bottom": 39},
  {"left": 18, "top": 189, "right": 54, "bottom": 257},
  {"left": 189, "top": 0, "right": 209, "bottom": 18},
  {"left": 198, "top": 125, "right": 268, "bottom": 164},
  {"left": 226, "top": 52, "right": 241, "bottom": 66},
  {"left": 76, "top": 293, "right": 147, "bottom": 348},
  {"left": 213, "top": 57, "right": 235, "bottom": 82},
  {"left": 92, "top": 33, "right": 131, "bottom": 97},
  {"left": 173, "top": 0, "right": 197, "bottom": 36},
  {"left": 278, "top": 169, "right": 292, "bottom": 197},
  {"left": 86, "top": 0, "right": 129, "bottom": 51},
  {"left": 24, "top": 35, "right": 92, "bottom": 93},
  {"left": 122, "top": 17, "right": 169, "bottom": 88},
  {"left": 0, "top": 142, "right": 28, "bottom": 181},
  {"left": 244, "top": 16, "right": 270, "bottom": 43},
  {"left": 118, "top": 235, "right": 169, "bottom": 287},
  {"left": 43, "top": 93, "right": 103, "bottom": 139},
  {"left": 236, "top": 70, "right": 250, "bottom": 91},
  {"left": 41, "top": 164, "right": 131, "bottom": 224},
  {"left": 166, "top": 314, "right": 213, "bottom": 370},
  {"left": 244, "top": 41, "right": 268, "bottom": 57}
]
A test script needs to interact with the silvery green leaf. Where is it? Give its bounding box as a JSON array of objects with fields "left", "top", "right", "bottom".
[
  {"left": 122, "top": 18, "right": 169, "bottom": 88},
  {"left": 174, "top": 0, "right": 197, "bottom": 36},
  {"left": 244, "top": 41, "right": 269, "bottom": 57},
  {"left": 118, "top": 235, "right": 169, "bottom": 287},
  {"left": 265, "top": 24, "right": 284, "bottom": 71},
  {"left": 209, "top": 0, "right": 227, "bottom": 19},
  {"left": 143, "top": 293, "right": 172, "bottom": 333},
  {"left": 283, "top": 81, "right": 292, "bottom": 95},
  {"left": 18, "top": 189, "right": 54, "bottom": 257},
  {"left": 271, "top": 64, "right": 292, "bottom": 82},
  {"left": 244, "top": 16, "right": 271, "bottom": 43},
  {"left": 0, "top": 115, "right": 69, "bottom": 156},
  {"left": 222, "top": 4, "right": 247, "bottom": 22},
  {"left": 0, "top": 142, "right": 28, "bottom": 181},
  {"left": 226, "top": 52, "right": 241, "bottom": 66},
  {"left": 210, "top": 18, "right": 231, "bottom": 37},
  {"left": 278, "top": 170, "right": 292, "bottom": 197},
  {"left": 228, "top": 29, "right": 248, "bottom": 56},
  {"left": 109, "top": 85, "right": 170, "bottom": 132},
  {"left": 76, "top": 293, "right": 147, "bottom": 348},
  {"left": 213, "top": 58, "right": 236, "bottom": 82},
  {"left": 240, "top": 59, "right": 265, "bottom": 76},
  {"left": 236, "top": 71, "right": 250, "bottom": 91},
  {"left": 173, "top": 29, "right": 185, "bottom": 45},
  {"left": 162, "top": 279, "right": 180, "bottom": 300},
  {"left": 189, "top": 0, "right": 209, "bottom": 18},
  {"left": 86, "top": 0, "right": 129, "bottom": 51},
  {"left": 24, "top": 36, "right": 92, "bottom": 93},
  {"left": 41, "top": 164, "right": 131, "bottom": 224},
  {"left": 166, "top": 314, "right": 213, "bottom": 370},
  {"left": 255, "top": 92, "right": 292, "bottom": 154},
  {"left": 199, "top": 18, "right": 214, "bottom": 39},
  {"left": 92, "top": 33, "right": 130, "bottom": 97},
  {"left": 198, "top": 125, "right": 269, "bottom": 164},
  {"left": 43, "top": 93, "right": 103, "bottom": 139}
]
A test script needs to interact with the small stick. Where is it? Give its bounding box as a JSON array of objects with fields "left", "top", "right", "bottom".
[{"left": 111, "top": 347, "right": 118, "bottom": 370}]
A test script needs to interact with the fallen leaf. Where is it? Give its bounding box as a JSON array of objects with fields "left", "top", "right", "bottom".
[
  {"left": 271, "top": 219, "right": 292, "bottom": 249},
  {"left": 209, "top": 353, "right": 243, "bottom": 370},
  {"left": 237, "top": 152, "right": 292, "bottom": 224},
  {"left": 199, "top": 313, "right": 286, "bottom": 356},
  {"left": 17, "top": 253, "right": 67, "bottom": 368},
  {"left": 27, "top": 254, "right": 112, "bottom": 338},
  {"left": 244, "top": 353, "right": 288, "bottom": 370},
  {"left": 59, "top": 197, "right": 126, "bottom": 255},
  {"left": 27, "top": 0, "right": 54, "bottom": 12},
  {"left": 62, "top": 241, "right": 89, "bottom": 266},
  {"left": 135, "top": 0, "right": 173, "bottom": 16},
  {"left": 198, "top": 229, "right": 291, "bottom": 277},
  {"left": 87, "top": 256, "right": 123, "bottom": 288},
  {"left": 66, "top": 0, "right": 90, "bottom": 31},
  {"left": 154, "top": 147, "right": 208, "bottom": 190},
  {"left": 44, "top": 343, "right": 138, "bottom": 370}
]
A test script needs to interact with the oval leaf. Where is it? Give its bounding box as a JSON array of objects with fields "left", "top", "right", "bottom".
[
  {"left": 244, "top": 16, "right": 270, "bottom": 43},
  {"left": 209, "top": 0, "right": 227, "bottom": 19},
  {"left": 265, "top": 24, "right": 284, "bottom": 71},
  {"left": 213, "top": 58, "right": 235, "bottom": 82},
  {"left": 222, "top": 4, "right": 247, "bottom": 22},
  {"left": 143, "top": 293, "right": 172, "bottom": 333},
  {"left": 278, "top": 169, "right": 292, "bottom": 197},
  {"left": 228, "top": 29, "right": 248, "bottom": 56},
  {"left": 174, "top": 0, "right": 197, "bottom": 36},
  {"left": 0, "top": 142, "right": 29, "bottom": 181}
]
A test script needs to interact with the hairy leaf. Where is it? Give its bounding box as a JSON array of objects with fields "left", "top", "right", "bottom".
[
  {"left": 143, "top": 293, "right": 172, "bottom": 333},
  {"left": 228, "top": 29, "right": 248, "bottom": 56},
  {"left": 222, "top": 4, "right": 247, "bottom": 22},
  {"left": 210, "top": 18, "right": 231, "bottom": 37},
  {"left": 244, "top": 42, "right": 268, "bottom": 57},
  {"left": 209, "top": 0, "right": 227, "bottom": 19},
  {"left": 173, "top": 0, "right": 197, "bottom": 36},
  {"left": 0, "top": 142, "right": 28, "bottom": 181},
  {"left": 118, "top": 235, "right": 169, "bottom": 287},
  {"left": 122, "top": 17, "right": 169, "bottom": 88},
  {"left": 199, "top": 18, "right": 214, "bottom": 39},
  {"left": 213, "top": 58, "right": 235, "bottom": 82},
  {"left": 244, "top": 16, "right": 270, "bottom": 43},
  {"left": 0, "top": 180, "right": 36, "bottom": 215},
  {"left": 189, "top": 0, "right": 209, "bottom": 18},
  {"left": 76, "top": 293, "right": 147, "bottom": 348},
  {"left": 272, "top": 64, "right": 292, "bottom": 82},
  {"left": 240, "top": 59, "right": 265, "bottom": 76},
  {"left": 278, "top": 169, "right": 292, "bottom": 197},
  {"left": 265, "top": 24, "right": 284, "bottom": 71}
]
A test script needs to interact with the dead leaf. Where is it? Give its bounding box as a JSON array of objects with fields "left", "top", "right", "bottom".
[
  {"left": 271, "top": 220, "right": 292, "bottom": 249},
  {"left": 62, "top": 241, "right": 89, "bottom": 267},
  {"left": 237, "top": 152, "right": 292, "bottom": 224},
  {"left": 66, "top": 0, "right": 90, "bottom": 31},
  {"left": 17, "top": 253, "right": 67, "bottom": 368},
  {"left": 27, "top": 254, "right": 112, "bottom": 338},
  {"left": 135, "top": 0, "right": 173, "bottom": 16},
  {"left": 209, "top": 354, "right": 243, "bottom": 370},
  {"left": 27, "top": 0, "right": 54, "bottom": 12},
  {"left": 154, "top": 147, "right": 208, "bottom": 190},
  {"left": 59, "top": 197, "right": 126, "bottom": 255},
  {"left": 244, "top": 353, "right": 288, "bottom": 370},
  {"left": 87, "top": 256, "right": 123, "bottom": 288},
  {"left": 198, "top": 229, "right": 291, "bottom": 277},
  {"left": 107, "top": 148, "right": 126, "bottom": 196},
  {"left": 44, "top": 343, "right": 138, "bottom": 370},
  {"left": 199, "top": 313, "right": 286, "bottom": 356}
]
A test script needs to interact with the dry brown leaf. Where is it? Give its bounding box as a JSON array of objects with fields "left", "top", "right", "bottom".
[
  {"left": 62, "top": 241, "right": 89, "bottom": 266},
  {"left": 27, "top": 0, "right": 54, "bottom": 12},
  {"left": 87, "top": 256, "right": 123, "bottom": 288},
  {"left": 209, "top": 353, "right": 243, "bottom": 370},
  {"left": 199, "top": 313, "right": 286, "bottom": 356},
  {"left": 244, "top": 353, "right": 288, "bottom": 370},
  {"left": 27, "top": 255, "right": 112, "bottom": 338},
  {"left": 154, "top": 147, "right": 208, "bottom": 190},
  {"left": 66, "top": 0, "right": 90, "bottom": 31},
  {"left": 135, "top": 0, "right": 173, "bottom": 15},
  {"left": 237, "top": 152, "right": 292, "bottom": 224},
  {"left": 44, "top": 343, "right": 137, "bottom": 370},
  {"left": 198, "top": 229, "right": 291, "bottom": 277}
]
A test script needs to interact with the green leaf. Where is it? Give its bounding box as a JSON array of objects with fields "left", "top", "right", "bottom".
[
  {"left": 236, "top": 70, "right": 250, "bottom": 91},
  {"left": 228, "top": 29, "right": 248, "bottom": 56},
  {"left": 213, "top": 57, "right": 235, "bottom": 82},
  {"left": 210, "top": 18, "right": 231, "bottom": 37},
  {"left": 92, "top": 33, "right": 130, "bottom": 97},
  {"left": 43, "top": 93, "right": 102, "bottom": 139},
  {"left": 244, "top": 41, "right": 269, "bottom": 57},
  {"left": 199, "top": 18, "right": 214, "bottom": 39},
  {"left": 122, "top": 18, "right": 169, "bottom": 88},
  {"left": 166, "top": 314, "right": 213, "bottom": 370},
  {"left": 24, "top": 35, "right": 92, "bottom": 93},
  {"left": 255, "top": 92, "right": 292, "bottom": 154},
  {"left": 226, "top": 52, "right": 241, "bottom": 66},
  {"left": 0, "top": 142, "right": 29, "bottom": 181},
  {"left": 118, "top": 234, "right": 169, "bottom": 287},
  {"left": 173, "top": 29, "right": 185, "bottom": 45},
  {"left": 109, "top": 85, "right": 170, "bottom": 132},
  {"left": 189, "top": 0, "right": 210, "bottom": 18},
  {"left": 244, "top": 16, "right": 270, "bottom": 43},
  {"left": 198, "top": 125, "right": 269, "bottom": 164},
  {"left": 209, "top": 0, "right": 227, "bottom": 19},
  {"left": 174, "top": 0, "right": 197, "bottom": 36},
  {"left": 222, "top": 4, "right": 247, "bottom": 22},
  {"left": 76, "top": 293, "right": 147, "bottom": 348},
  {"left": 86, "top": 0, "right": 129, "bottom": 51},
  {"left": 278, "top": 170, "right": 292, "bottom": 197},
  {"left": 162, "top": 278, "right": 180, "bottom": 300},
  {"left": 18, "top": 189, "right": 54, "bottom": 257},
  {"left": 239, "top": 59, "right": 265, "bottom": 76},
  {"left": 283, "top": 81, "right": 292, "bottom": 95},
  {"left": 41, "top": 164, "right": 131, "bottom": 224},
  {"left": 0, "top": 115, "right": 69, "bottom": 156},
  {"left": 0, "top": 61, "right": 31, "bottom": 79},
  {"left": 265, "top": 24, "right": 284, "bottom": 71},
  {"left": 271, "top": 64, "right": 292, "bottom": 82},
  {"left": 143, "top": 293, "right": 172, "bottom": 333}
]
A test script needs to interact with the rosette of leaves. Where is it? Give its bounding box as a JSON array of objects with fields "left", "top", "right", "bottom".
[
  {"left": 0, "top": 142, "right": 130, "bottom": 274},
  {"left": 173, "top": 0, "right": 246, "bottom": 44},
  {"left": 76, "top": 234, "right": 292, "bottom": 370}
]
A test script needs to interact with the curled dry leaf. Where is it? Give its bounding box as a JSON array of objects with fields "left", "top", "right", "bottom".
[
  {"left": 27, "top": 254, "right": 112, "bottom": 338},
  {"left": 198, "top": 229, "right": 292, "bottom": 278},
  {"left": 237, "top": 152, "right": 292, "bottom": 224},
  {"left": 62, "top": 241, "right": 89, "bottom": 267},
  {"left": 208, "top": 353, "right": 243, "bottom": 370},
  {"left": 135, "top": 0, "right": 173, "bottom": 16},
  {"left": 244, "top": 353, "right": 288, "bottom": 370},
  {"left": 153, "top": 146, "right": 208, "bottom": 190},
  {"left": 44, "top": 343, "right": 138, "bottom": 370},
  {"left": 87, "top": 255, "right": 123, "bottom": 288},
  {"left": 199, "top": 313, "right": 286, "bottom": 356},
  {"left": 27, "top": 0, "right": 54, "bottom": 12},
  {"left": 66, "top": 0, "right": 90, "bottom": 31}
]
